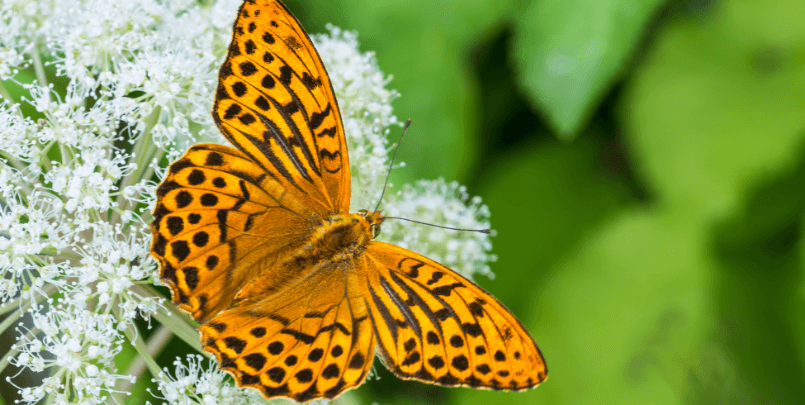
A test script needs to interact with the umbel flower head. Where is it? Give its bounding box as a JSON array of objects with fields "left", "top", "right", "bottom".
[{"left": 0, "top": 0, "right": 496, "bottom": 403}]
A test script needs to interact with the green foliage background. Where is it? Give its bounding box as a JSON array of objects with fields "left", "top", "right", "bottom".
[{"left": 287, "top": 0, "right": 805, "bottom": 403}]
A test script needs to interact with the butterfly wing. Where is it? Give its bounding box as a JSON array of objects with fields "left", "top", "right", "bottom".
[
  {"left": 200, "top": 260, "right": 376, "bottom": 402},
  {"left": 151, "top": 143, "right": 317, "bottom": 322},
  {"left": 213, "top": 0, "right": 350, "bottom": 215},
  {"left": 362, "top": 242, "right": 547, "bottom": 390}
]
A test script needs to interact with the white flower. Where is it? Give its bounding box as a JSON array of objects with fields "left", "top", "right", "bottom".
[
  {"left": 380, "top": 179, "right": 497, "bottom": 280},
  {"left": 151, "top": 355, "right": 266, "bottom": 405}
]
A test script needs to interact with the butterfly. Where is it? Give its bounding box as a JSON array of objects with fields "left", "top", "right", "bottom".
[{"left": 149, "top": 0, "right": 547, "bottom": 402}]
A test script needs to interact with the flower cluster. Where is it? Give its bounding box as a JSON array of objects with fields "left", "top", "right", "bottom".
[
  {"left": 0, "top": 0, "right": 495, "bottom": 403},
  {"left": 150, "top": 355, "right": 264, "bottom": 405}
]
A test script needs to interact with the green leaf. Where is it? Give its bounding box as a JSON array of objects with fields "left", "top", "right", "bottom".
[
  {"left": 455, "top": 207, "right": 712, "bottom": 405},
  {"left": 621, "top": 0, "right": 805, "bottom": 219},
  {"left": 512, "top": 0, "right": 665, "bottom": 138},
  {"left": 474, "top": 135, "right": 632, "bottom": 314}
]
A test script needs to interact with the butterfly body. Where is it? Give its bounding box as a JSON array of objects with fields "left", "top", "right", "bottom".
[
  {"left": 150, "top": 0, "right": 546, "bottom": 402},
  {"left": 232, "top": 210, "right": 383, "bottom": 302}
]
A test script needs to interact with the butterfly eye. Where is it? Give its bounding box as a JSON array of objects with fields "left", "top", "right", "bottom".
[
  {"left": 372, "top": 224, "right": 381, "bottom": 238},
  {"left": 358, "top": 209, "right": 368, "bottom": 217}
]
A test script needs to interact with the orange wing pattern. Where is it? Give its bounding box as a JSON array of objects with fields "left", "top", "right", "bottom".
[
  {"left": 362, "top": 242, "right": 547, "bottom": 390},
  {"left": 199, "top": 262, "right": 376, "bottom": 402},
  {"left": 213, "top": 0, "right": 350, "bottom": 215},
  {"left": 151, "top": 143, "right": 311, "bottom": 322}
]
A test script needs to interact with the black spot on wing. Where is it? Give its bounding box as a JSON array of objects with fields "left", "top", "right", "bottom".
[
  {"left": 243, "top": 353, "right": 266, "bottom": 370},
  {"left": 166, "top": 216, "right": 184, "bottom": 236},
  {"left": 316, "top": 127, "right": 336, "bottom": 138},
  {"left": 239, "top": 61, "right": 257, "bottom": 76},
  {"left": 182, "top": 267, "right": 199, "bottom": 289},
  {"left": 401, "top": 351, "right": 421, "bottom": 367},
  {"left": 169, "top": 159, "right": 193, "bottom": 175},
  {"left": 157, "top": 180, "right": 181, "bottom": 198},
  {"left": 224, "top": 336, "right": 247, "bottom": 354},
  {"left": 254, "top": 95, "right": 270, "bottom": 111},
  {"left": 349, "top": 352, "right": 365, "bottom": 369},
  {"left": 171, "top": 241, "right": 190, "bottom": 262},
  {"left": 244, "top": 39, "right": 256, "bottom": 54},
  {"left": 278, "top": 65, "right": 293, "bottom": 85},
  {"left": 432, "top": 283, "right": 464, "bottom": 297},
  {"left": 301, "top": 72, "right": 320, "bottom": 90},
  {"left": 309, "top": 104, "right": 331, "bottom": 130},
  {"left": 232, "top": 81, "right": 247, "bottom": 97}
]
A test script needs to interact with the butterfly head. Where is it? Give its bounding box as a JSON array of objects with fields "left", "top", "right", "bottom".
[{"left": 357, "top": 209, "right": 385, "bottom": 239}]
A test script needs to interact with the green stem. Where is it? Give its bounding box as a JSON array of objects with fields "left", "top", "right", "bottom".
[
  {"left": 136, "top": 285, "right": 202, "bottom": 353},
  {"left": 116, "top": 325, "right": 172, "bottom": 402},
  {"left": 31, "top": 50, "right": 49, "bottom": 89},
  {"left": 0, "top": 298, "right": 32, "bottom": 337},
  {"left": 0, "top": 81, "right": 14, "bottom": 105},
  {"left": 122, "top": 326, "right": 163, "bottom": 383}
]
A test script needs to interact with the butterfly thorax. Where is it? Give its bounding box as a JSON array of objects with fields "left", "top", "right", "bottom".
[{"left": 299, "top": 210, "right": 385, "bottom": 263}]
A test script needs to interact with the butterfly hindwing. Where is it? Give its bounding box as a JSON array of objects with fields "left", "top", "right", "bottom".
[
  {"left": 151, "top": 143, "right": 310, "bottom": 321},
  {"left": 200, "top": 263, "right": 375, "bottom": 402},
  {"left": 213, "top": 0, "right": 351, "bottom": 215},
  {"left": 363, "top": 242, "right": 548, "bottom": 390}
]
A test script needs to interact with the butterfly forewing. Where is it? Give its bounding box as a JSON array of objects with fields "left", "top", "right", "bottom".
[
  {"left": 213, "top": 0, "right": 350, "bottom": 215},
  {"left": 363, "top": 242, "right": 548, "bottom": 390},
  {"left": 151, "top": 143, "right": 311, "bottom": 321}
]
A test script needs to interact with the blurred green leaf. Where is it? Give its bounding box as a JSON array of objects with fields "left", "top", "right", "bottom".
[
  {"left": 622, "top": 0, "right": 805, "bottom": 219},
  {"left": 512, "top": 0, "right": 665, "bottom": 139},
  {"left": 296, "top": 0, "right": 515, "bottom": 184},
  {"left": 707, "top": 147, "right": 805, "bottom": 403},
  {"left": 475, "top": 135, "right": 633, "bottom": 313},
  {"left": 465, "top": 208, "right": 710, "bottom": 405},
  {"left": 453, "top": 136, "right": 652, "bottom": 404}
]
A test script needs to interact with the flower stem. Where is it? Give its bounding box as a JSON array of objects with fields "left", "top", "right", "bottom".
[
  {"left": 122, "top": 325, "right": 163, "bottom": 383},
  {"left": 116, "top": 325, "right": 172, "bottom": 402},
  {"left": 134, "top": 285, "right": 202, "bottom": 353},
  {"left": 0, "top": 298, "right": 32, "bottom": 338},
  {"left": 31, "top": 50, "right": 49, "bottom": 89},
  {"left": 0, "top": 81, "right": 14, "bottom": 105}
]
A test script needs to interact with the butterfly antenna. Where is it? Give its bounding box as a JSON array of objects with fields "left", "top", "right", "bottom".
[
  {"left": 384, "top": 216, "right": 491, "bottom": 234},
  {"left": 374, "top": 119, "right": 412, "bottom": 212}
]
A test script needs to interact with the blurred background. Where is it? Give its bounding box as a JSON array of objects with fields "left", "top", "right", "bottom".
[{"left": 285, "top": 0, "right": 805, "bottom": 404}]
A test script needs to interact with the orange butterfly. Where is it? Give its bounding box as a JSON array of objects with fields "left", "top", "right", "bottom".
[{"left": 150, "top": 0, "right": 547, "bottom": 402}]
